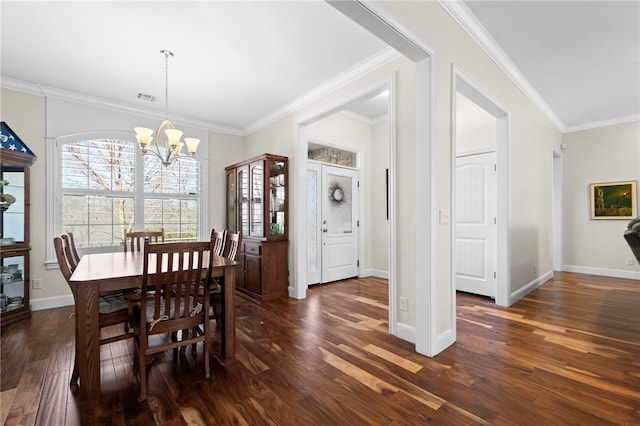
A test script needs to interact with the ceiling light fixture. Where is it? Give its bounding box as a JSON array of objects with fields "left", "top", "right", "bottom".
[{"left": 134, "top": 50, "right": 200, "bottom": 166}]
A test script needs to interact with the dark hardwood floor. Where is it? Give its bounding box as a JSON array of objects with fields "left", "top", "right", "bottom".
[{"left": 1, "top": 272, "right": 639, "bottom": 425}]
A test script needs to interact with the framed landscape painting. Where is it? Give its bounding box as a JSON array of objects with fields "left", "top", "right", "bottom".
[{"left": 590, "top": 180, "right": 637, "bottom": 220}]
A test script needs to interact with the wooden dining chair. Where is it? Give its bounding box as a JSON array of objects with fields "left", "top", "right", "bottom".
[
  {"left": 65, "top": 232, "right": 81, "bottom": 265},
  {"left": 61, "top": 234, "right": 79, "bottom": 272},
  {"left": 190, "top": 229, "right": 232, "bottom": 342},
  {"left": 123, "top": 229, "right": 165, "bottom": 332},
  {"left": 53, "top": 236, "right": 132, "bottom": 389},
  {"left": 131, "top": 239, "right": 213, "bottom": 401},
  {"left": 123, "top": 229, "right": 165, "bottom": 253},
  {"left": 211, "top": 228, "right": 226, "bottom": 256},
  {"left": 210, "top": 231, "right": 241, "bottom": 325}
]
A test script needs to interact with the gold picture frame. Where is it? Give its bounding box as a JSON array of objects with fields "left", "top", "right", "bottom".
[{"left": 590, "top": 180, "right": 637, "bottom": 220}]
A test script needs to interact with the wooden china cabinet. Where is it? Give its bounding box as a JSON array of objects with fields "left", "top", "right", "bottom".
[
  {"left": 226, "top": 153, "right": 288, "bottom": 301},
  {"left": 0, "top": 122, "right": 36, "bottom": 326}
]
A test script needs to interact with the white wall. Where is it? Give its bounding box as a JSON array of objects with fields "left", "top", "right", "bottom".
[
  {"left": 562, "top": 121, "right": 640, "bottom": 278},
  {"left": 456, "top": 92, "right": 496, "bottom": 155},
  {"left": 208, "top": 130, "right": 245, "bottom": 231},
  {"left": 0, "top": 89, "right": 59, "bottom": 306},
  {"left": 371, "top": 120, "right": 389, "bottom": 274},
  {"left": 378, "top": 1, "right": 561, "bottom": 335}
]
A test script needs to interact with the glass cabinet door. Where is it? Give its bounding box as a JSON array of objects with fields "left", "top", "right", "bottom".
[
  {"left": 226, "top": 169, "right": 237, "bottom": 233},
  {"left": 238, "top": 166, "right": 249, "bottom": 236},
  {"left": 1, "top": 166, "right": 25, "bottom": 246},
  {"left": 269, "top": 159, "right": 286, "bottom": 237},
  {"left": 1, "top": 254, "right": 26, "bottom": 313},
  {"left": 250, "top": 162, "right": 263, "bottom": 237}
]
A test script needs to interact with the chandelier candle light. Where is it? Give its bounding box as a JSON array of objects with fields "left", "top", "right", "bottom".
[{"left": 135, "top": 50, "right": 200, "bottom": 166}]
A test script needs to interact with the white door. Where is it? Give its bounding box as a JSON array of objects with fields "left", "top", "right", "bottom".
[
  {"left": 455, "top": 152, "right": 497, "bottom": 298},
  {"left": 321, "top": 165, "right": 359, "bottom": 283}
]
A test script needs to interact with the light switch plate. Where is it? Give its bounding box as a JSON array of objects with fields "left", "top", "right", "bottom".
[{"left": 439, "top": 208, "right": 450, "bottom": 224}]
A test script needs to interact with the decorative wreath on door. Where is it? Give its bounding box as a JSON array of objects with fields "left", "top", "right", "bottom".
[{"left": 328, "top": 182, "right": 346, "bottom": 206}]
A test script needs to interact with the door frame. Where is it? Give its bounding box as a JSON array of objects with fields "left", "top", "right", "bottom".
[
  {"left": 300, "top": 1, "right": 440, "bottom": 355},
  {"left": 306, "top": 143, "right": 362, "bottom": 286},
  {"left": 452, "top": 66, "right": 511, "bottom": 316},
  {"left": 552, "top": 148, "right": 563, "bottom": 271},
  {"left": 295, "top": 77, "right": 394, "bottom": 322}
]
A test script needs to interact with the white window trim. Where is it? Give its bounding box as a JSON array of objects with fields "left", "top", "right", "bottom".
[{"left": 45, "top": 130, "right": 209, "bottom": 269}]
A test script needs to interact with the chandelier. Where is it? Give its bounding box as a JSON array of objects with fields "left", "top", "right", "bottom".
[{"left": 134, "top": 50, "right": 200, "bottom": 166}]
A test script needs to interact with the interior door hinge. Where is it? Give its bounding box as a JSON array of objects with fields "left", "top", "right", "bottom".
[
  {"left": 357, "top": 260, "right": 360, "bottom": 267},
  {"left": 357, "top": 220, "right": 360, "bottom": 227},
  {"left": 357, "top": 181, "right": 360, "bottom": 188},
  {"left": 494, "top": 271, "right": 497, "bottom": 279},
  {"left": 494, "top": 164, "right": 497, "bottom": 172}
]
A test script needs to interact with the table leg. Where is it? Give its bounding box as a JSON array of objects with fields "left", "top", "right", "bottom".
[
  {"left": 221, "top": 266, "right": 235, "bottom": 359},
  {"left": 74, "top": 282, "right": 101, "bottom": 401}
]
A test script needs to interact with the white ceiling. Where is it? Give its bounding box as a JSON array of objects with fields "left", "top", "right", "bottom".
[
  {"left": 462, "top": 0, "right": 640, "bottom": 131},
  {"left": 0, "top": 1, "right": 390, "bottom": 134},
  {"left": 1, "top": 1, "right": 638, "bottom": 135}
]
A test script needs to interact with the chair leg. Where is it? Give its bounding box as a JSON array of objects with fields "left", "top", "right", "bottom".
[
  {"left": 71, "top": 320, "right": 79, "bottom": 388},
  {"left": 138, "top": 336, "right": 147, "bottom": 402},
  {"left": 203, "top": 321, "right": 210, "bottom": 379},
  {"left": 70, "top": 348, "right": 79, "bottom": 388},
  {"left": 191, "top": 325, "right": 204, "bottom": 354}
]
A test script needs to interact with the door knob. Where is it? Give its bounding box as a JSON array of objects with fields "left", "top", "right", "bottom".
[{"left": 322, "top": 229, "right": 328, "bottom": 232}]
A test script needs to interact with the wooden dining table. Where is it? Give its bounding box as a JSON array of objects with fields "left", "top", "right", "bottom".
[{"left": 69, "top": 250, "right": 237, "bottom": 401}]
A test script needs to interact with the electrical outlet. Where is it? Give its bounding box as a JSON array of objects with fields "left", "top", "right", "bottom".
[
  {"left": 32, "top": 278, "right": 42, "bottom": 289},
  {"left": 626, "top": 258, "right": 634, "bottom": 266},
  {"left": 399, "top": 297, "right": 408, "bottom": 312}
]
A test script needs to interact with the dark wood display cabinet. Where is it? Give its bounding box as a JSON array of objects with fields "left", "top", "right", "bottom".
[
  {"left": 226, "top": 153, "right": 288, "bottom": 301},
  {"left": 1, "top": 122, "right": 36, "bottom": 327}
]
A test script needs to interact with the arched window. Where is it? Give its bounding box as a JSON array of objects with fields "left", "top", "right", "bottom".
[{"left": 58, "top": 136, "right": 200, "bottom": 251}]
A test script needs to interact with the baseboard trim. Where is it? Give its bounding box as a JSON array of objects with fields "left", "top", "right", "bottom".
[
  {"left": 433, "top": 327, "right": 455, "bottom": 355},
  {"left": 563, "top": 265, "right": 640, "bottom": 280},
  {"left": 510, "top": 270, "right": 554, "bottom": 305},
  {"left": 30, "top": 294, "right": 74, "bottom": 312},
  {"left": 368, "top": 269, "right": 389, "bottom": 279},
  {"left": 395, "top": 322, "right": 416, "bottom": 344}
]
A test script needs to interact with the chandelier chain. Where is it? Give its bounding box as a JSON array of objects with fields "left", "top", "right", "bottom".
[{"left": 161, "top": 49, "right": 174, "bottom": 118}]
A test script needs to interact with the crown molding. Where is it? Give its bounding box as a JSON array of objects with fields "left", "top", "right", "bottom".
[
  {"left": 339, "top": 109, "right": 375, "bottom": 125},
  {"left": 338, "top": 109, "right": 388, "bottom": 126},
  {"left": 243, "top": 47, "right": 401, "bottom": 136},
  {"left": 563, "top": 114, "right": 640, "bottom": 134},
  {"left": 438, "top": 0, "right": 566, "bottom": 132},
  {"left": 1, "top": 76, "right": 245, "bottom": 136}
]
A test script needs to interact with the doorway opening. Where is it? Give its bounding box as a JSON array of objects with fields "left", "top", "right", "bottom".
[
  {"left": 298, "top": 1, "right": 437, "bottom": 355},
  {"left": 452, "top": 67, "right": 511, "bottom": 323},
  {"left": 296, "top": 80, "right": 392, "bottom": 308},
  {"left": 307, "top": 143, "right": 362, "bottom": 286}
]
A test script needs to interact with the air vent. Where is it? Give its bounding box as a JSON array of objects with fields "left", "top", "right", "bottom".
[{"left": 137, "top": 93, "right": 156, "bottom": 102}]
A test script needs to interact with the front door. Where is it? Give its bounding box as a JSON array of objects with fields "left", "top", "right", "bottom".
[
  {"left": 455, "top": 151, "right": 497, "bottom": 298},
  {"left": 321, "top": 165, "right": 359, "bottom": 283}
]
